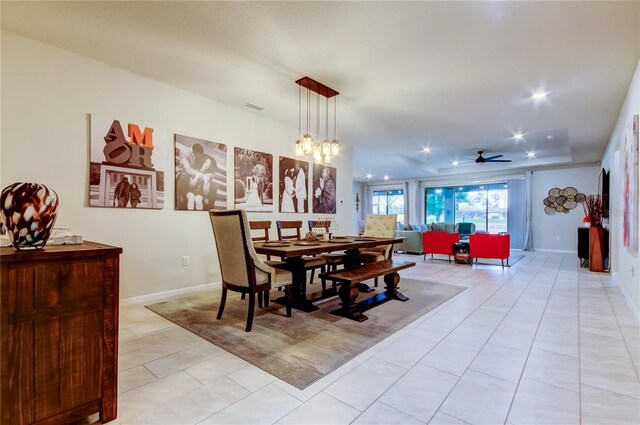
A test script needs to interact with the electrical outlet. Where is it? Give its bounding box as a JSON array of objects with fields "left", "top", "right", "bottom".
[{"left": 182, "top": 256, "right": 190, "bottom": 266}]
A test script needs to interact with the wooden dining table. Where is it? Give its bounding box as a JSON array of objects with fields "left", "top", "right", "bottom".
[{"left": 253, "top": 235, "right": 406, "bottom": 312}]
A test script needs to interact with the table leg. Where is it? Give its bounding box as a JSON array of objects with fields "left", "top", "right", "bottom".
[
  {"left": 344, "top": 249, "right": 374, "bottom": 293},
  {"left": 273, "top": 257, "right": 319, "bottom": 312}
]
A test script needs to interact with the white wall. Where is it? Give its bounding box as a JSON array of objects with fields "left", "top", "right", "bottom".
[
  {"left": 352, "top": 182, "right": 364, "bottom": 234},
  {"left": 601, "top": 59, "right": 640, "bottom": 311},
  {"left": 0, "top": 31, "right": 353, "bottom": 300},
  {"left": 531, "top": 166, "right": 599, "bottom": 253}
]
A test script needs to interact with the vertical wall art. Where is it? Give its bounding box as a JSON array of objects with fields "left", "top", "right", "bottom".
[
  {"left": 234, "top": 148, "right": 273, "bottom": 212},
  {"left": 624, "top": 114, "right": 639, "bottom": 252},
  {"left": 279, "top": 156, "right": 309, "bottom": 213},
  {"left": 174, "top": 134, "right": 227, "bottom": 211},
  {"left": 312, "top": 164, "right": 337, "bottom": 214},
  {"left": 89, "top": 116, "right": 165, "bottom": 209}
]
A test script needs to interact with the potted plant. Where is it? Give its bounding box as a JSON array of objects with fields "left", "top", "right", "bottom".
[{"left": 582, "top": 194, "right": 604, "bottom": 272}]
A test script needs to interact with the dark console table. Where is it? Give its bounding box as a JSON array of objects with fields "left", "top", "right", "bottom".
[{"left": 578, "top": 227, "right": 609, "bottom": 269}]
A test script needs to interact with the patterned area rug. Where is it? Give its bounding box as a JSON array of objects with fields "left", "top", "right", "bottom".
[{"left": 146, "top": 278, "right": 466, "bottom": 389}]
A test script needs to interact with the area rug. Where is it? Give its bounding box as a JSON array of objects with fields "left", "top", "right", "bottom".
[{"left": 146, "top": 278, "right": 466, "bottom": 389}]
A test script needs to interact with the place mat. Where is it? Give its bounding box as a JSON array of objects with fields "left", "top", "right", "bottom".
[
  {"left": 146, "top": 278, "right": 466, "bottom": 389},
  {"left": 354, "top": 237, "right": 376, "bottom": 241},
  {"left": 262, "top": 241, "right": 290, "bottom": 247},
  {"left": 294, "top": 241, "right": 322, "bottom": 246}
]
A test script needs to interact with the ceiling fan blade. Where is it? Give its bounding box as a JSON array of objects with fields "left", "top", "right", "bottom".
[
  {"left": 486, "top": 159, "right": 512, "bottom": 162},
  {"left": 484, "top": 154, "right": 503, "bottom": 161}
]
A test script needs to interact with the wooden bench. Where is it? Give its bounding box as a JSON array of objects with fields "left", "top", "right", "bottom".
[{"left": 319, "top": 259, "right": 416, "bottom": 321}]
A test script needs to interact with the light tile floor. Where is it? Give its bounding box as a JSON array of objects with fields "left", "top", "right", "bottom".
[{"left": 82, "top": 252, "right": 639, "bottom": 424}]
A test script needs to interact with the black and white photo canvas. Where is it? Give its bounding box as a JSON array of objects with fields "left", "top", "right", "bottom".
[
  {"left": 174, "top": 134, "right": 227, "bottom": 211},
  {"left": 234, "top": 148, "right": 273, "bottom": 212},
  {"left": 279, "top": 156, "right": 309, "bottom": 213},
  {"left": 312, "top": 164, "right": 337, "bottom": 214}
]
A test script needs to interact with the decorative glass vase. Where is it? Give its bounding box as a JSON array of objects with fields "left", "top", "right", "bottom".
[{"left": 0, "top": 182, "right": 59, "bottom": 250}]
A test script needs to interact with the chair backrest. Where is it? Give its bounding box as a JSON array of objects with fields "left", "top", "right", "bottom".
[
  {"left": 276, "top": 220, "right": 302, "bottom": 240},
  {"left": 457, "top": 222, "right": 476, "bottom": 237},
  {"left": 363, "top": 214, "right": 398, "bottom": 258},
  {"left": 308, "top": 220, "right": 331, "bottom": 232},
  {"left": 209, "top": 210, "right": 261, "bottom": 287},
  {"left": 250, "top": 220, "right": 272, "bottom": 242}
]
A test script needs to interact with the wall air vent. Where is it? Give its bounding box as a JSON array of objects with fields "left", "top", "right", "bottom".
[{"left": 244, "top": 103, "right": 265, "bottom": 111}]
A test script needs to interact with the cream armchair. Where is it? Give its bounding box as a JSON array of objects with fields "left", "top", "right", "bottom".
[
  {"left": 360, "top": 214, "right": 398, "bottom": 287},
  {"left": 209, "top": 209, "right": 292, "bottom": 332}
]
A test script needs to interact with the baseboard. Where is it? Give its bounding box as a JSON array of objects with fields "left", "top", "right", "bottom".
[
  {"left": 535, "top": 248, "right": 578, "bottom": 255},
  {"left": 612, "top": 271, "right": 640, "bottom": 321},
  {"left": 120, "top": 281, "right": 220, "bottom": 306}
]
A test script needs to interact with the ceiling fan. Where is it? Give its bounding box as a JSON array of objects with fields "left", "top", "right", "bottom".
[{"left": 475, "top": 150, "right": 512, "bottom": 164}]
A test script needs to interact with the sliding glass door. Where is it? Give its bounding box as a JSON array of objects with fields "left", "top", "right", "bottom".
[{"left": 425, "top": 183, "right": 508, "bottom": 234}]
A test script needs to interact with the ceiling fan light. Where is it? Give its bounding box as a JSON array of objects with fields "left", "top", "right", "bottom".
[{"left": 331, "top": 140, "right": 340, "bottom": 156}]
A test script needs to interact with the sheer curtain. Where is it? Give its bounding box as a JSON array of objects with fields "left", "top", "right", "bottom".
[{"left": 507, "top": 173, "right": 533, "bottom": 250}]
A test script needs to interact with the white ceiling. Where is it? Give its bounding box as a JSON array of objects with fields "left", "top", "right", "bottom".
[{"left": 2, "top": 1, "right": 639, "bottom": 182}]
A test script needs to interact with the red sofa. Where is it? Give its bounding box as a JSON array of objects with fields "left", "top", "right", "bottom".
[
  {"left": 469, "top": 233, "right": 511, "bottom": 267},
  {"left": 422, "top": 231, "right": 460, "bottom": 263}
]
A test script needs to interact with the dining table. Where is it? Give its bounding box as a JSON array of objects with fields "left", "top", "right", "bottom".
[{"left": 253, "top": 235, "right": 406, "bottom": 312}]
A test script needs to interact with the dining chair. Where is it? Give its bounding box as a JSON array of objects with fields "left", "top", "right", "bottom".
[
  {"left": 209, "top": 210, "right": 292, "bottom": 332},
  {"left": 360, "top": 214, "right": 398, "bottom": 287},
  {"left": 246, "top": 220, "right": 285, "bottom": 306},
  {"left": 276, "top": 220, "right": 327, "bottom": 287},
  {"left": 308, "top": 220, "right": 346, "bottom": 274}
]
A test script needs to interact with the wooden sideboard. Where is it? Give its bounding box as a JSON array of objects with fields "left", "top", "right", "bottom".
[
  {"left": 0, "top": 241, "right": 122, "bottom": 424},
  {"left": 577, "top": 227, "right": 609, "bottom": 269}
]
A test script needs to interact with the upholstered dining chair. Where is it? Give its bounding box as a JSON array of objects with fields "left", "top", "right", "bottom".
[
  {"left": 360, "top": 214, "right": 398, "bottom": 287},
  {"left": 210, "top": 210, "right": 292, "bottom": 332},
  {"left": 276, "top": 220, "right": 327, "bottom": 287}
]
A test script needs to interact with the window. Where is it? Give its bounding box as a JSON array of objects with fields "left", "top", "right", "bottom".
[
  {"left": 372, "top": 189, "right": 405, "bottom": 222},
  {"left": 425, "top": 183, "right": 508, "bottom": 234}
]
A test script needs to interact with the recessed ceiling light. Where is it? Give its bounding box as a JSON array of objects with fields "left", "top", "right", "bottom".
[
  {"left": 422, "top": 147, "right": 431, "bottom": 153},
  {"left": 531, "top": 91, "right": 549, "bottom": 100},
  {"left": 452, "top": 161, "right": 459, "bottom": 166},
  {"left": 546, "top": 135, "right": 554, "bottom": 140},
  {"left": 513, "top": 132, "right": 524, "bottom": 141},
  {"left": 383, "top": 175, "right": 389, "bottom": 181},
  {"left": 366, "top": 173, "right": 372, "bottom": 179},
  {"left": 527, "top": 151, "right": 536, "bottom": 158}
]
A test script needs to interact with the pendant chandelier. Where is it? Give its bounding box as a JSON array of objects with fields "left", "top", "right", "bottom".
[{"left": 294, "top": 76, "right": 340, "bottom": 165}]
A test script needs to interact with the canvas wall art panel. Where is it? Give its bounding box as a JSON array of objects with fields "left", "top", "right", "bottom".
[
  {"left": 624, "top": 114, "right": 639, "bottom": 252},
  {"left": 174, "top": 134, "right": 227, "bottom": 211},
  {"left": 89, "top": 115, "right": 165, "bottom": 209},
  {"left": 279, "top": 156, "right": 309, "bottom": 213},
  {"left": 234, "top": 148, "right": 273, "bottom": 212},
  {"left": 312, "top": 164, "right": 337, "bottom": 214}
]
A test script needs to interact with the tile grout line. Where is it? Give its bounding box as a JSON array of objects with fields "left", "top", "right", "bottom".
[
  {"left": 367, "top": 253, "right": 546, "bottom": 424},
  {"left": 346, "top": 260, "right": 517, "bottom": 423},
  {"left": 577, "top": 261, "right": 583, "bottom": 425},
  {"left": 602, "top": 280, "right": 640, "bottom": 382},
  {"left": 501, "top": 253, "right": 564, "bottom": 425}
]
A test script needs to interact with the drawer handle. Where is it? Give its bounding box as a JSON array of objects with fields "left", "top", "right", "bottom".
[{"left": 60, "top": 264, "right": 71, "bottom": 277}]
